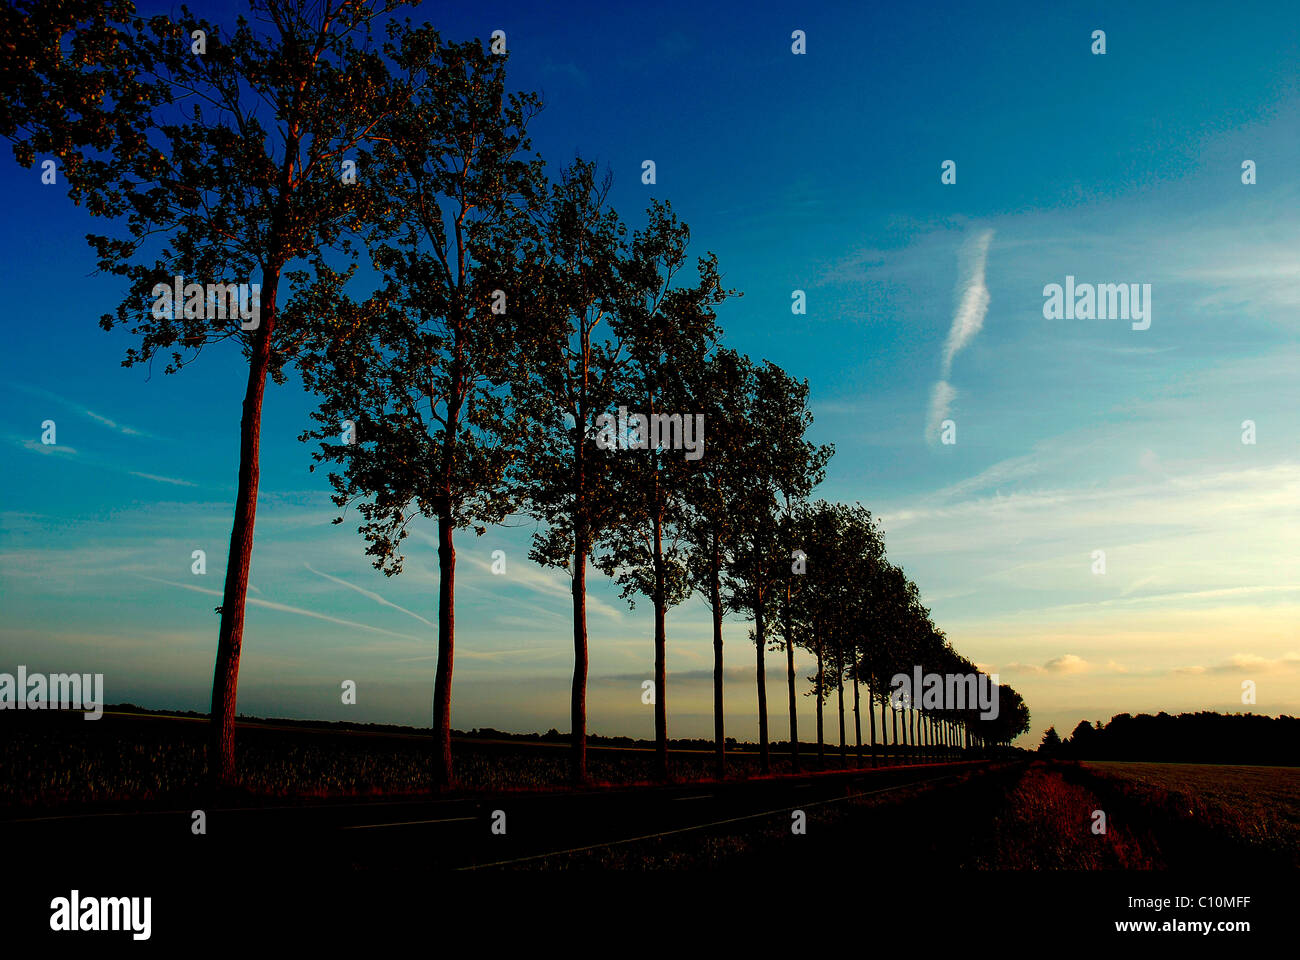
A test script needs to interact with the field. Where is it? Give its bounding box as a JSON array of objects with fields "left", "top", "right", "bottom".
[
  {"left": 0, "top": 710, "right": 889, "bottom": 814},
  {"left": 1080, "top": 760, "right": 1300, "bottom": 866}
]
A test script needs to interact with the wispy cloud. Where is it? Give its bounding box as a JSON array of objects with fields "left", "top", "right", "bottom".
[
  {"left": 9, "top": 382, "right": 153, "bottom": 438},
  {"left": 12, "top": 436, "right": 79, "bottom": 456},
  {"left": 1176, "top": 652, "right": 1300, "bottom": 676},
  {"left": 927, "top": 229, "right": 992, "bottom": 440},
  {"left": 394, "top": 648, "right": 564, "bottom": 664},
  {"left": 137, "top": 575, "right": 426, "bottom": 643},
  {"left": 129, "top": 471, "right": 198, "bottom": 487},
  {"left": 460, "top": 553, "right": 624, "bottom": 621},
  {"left": 11, "top": 434, "right": 199, "bottom": 487},
  {"left": 925, "top": 380, "right": 956, "bottom": 444},
  {"left": 83, "top": 410, "right": 146, "bottom": 437},
  {"left": 303, "top": 562, "right": 435, "bottom": 629},
  {"left": 1045, "top": 654, "right": 1088, "bottom": 674},
  {"left": 1008, "top": 653, "right": 1089, "bottom": 674},
  {"left": 941, "top": 230, "right": 994, "bottom": 377}
]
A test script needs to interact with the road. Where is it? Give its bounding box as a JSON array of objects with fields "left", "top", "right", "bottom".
[{"left": 5, "top": 758, "right": 996, "bottom": 873}]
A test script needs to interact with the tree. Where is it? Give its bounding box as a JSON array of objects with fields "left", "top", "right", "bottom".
[
  {"left": 1038, "top": 726, "right": 1062, "bottom": 754},
  {"left": 724, "top": 362, "right": 830, "bottom": 773},
  {"left": 682, "top": 349, "right": 753, "bottom": 778},
  {"left": 517, "top": 159, "right": 628, "bottom": 784},
  {"left": 784, "top": 501, "right": 836, "bottom": 765},
  {"left": 866, "top": 563, "right": 923, "bottom": 762},
  {"left": 833, "top": 504, "right": 885, "bottom": 767},
  {"left": 593, "top": 201, "right": 730, "bottom": 780},
  {"left": 784, "top": 501, "right": 882, "bottom": 769},
  {"left": 297, "top": 29, "right": 545, "bottom": 787},
  {"left": 3, "top": 0, "right": 417, "bottom": 786},
  {"left": 1065, "top": 718, "right": 1098, "bottom": 758}
]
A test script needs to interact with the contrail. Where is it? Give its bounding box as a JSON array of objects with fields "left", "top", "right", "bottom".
[
  {"left": 136, "top": 575, "right": 426, "bottom": 642},
  {"left": 304, "top": 562, "right": 435, "bottom": 628},
  {"left": 928, "top": 229, "right": 993, "bottom": 440}
]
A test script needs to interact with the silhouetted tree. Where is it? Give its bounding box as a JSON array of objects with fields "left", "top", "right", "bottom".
[
  {"left": 1039, "top": 726, "right": 1061, "bottom": 754},
  {"left": 517, "top": 160, "right": 628, "bottom": 784},
  {"left": 3, "top": 0, "right": 418, "bottom": 786},
  {"left": 593, "top": 200, "right": 730, "bottom": 779},
  {"left": 297, "top": 30, "right": 545, "bottom": 787},
  {"left": 682, "top": 350, "right": 752, "bottom": 778},
  {"left": 724, "top": 362, "right": 829, "bottom": 773}
]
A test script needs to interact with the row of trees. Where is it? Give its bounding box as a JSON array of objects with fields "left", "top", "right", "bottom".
[
  {"left": 770, "top": 500, "right": 1031, "bottom": 776},
  {"left": 3, "top": 0, "right": 1029, "bottom": 788}
]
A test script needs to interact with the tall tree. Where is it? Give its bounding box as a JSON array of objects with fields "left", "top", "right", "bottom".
[
  {"left": 682, "top": 349, "right": 752, "bottom": 779},
  {"left": 594, "top": 201, "right": 730, "bottom": 779},
  {"left": 835, "top": 503, "right": 885, "bottom": 767},
  {"left": 296, "top": 29, "right": 545, "bottom": 787},
  {"left": 725, "top": 362, "right": 829, "bottom": 773},
  {"left": 518, "top": 159, "right": 628, "bottom": 784},
  {"left": 787, "top": 500, "right": 859, "bottom": 766},
  {"left": 775, "top": 499, "right": 810, "bottom": 770},
  {"left": 3, "top": 0, "right": 416, "bottom": 786}
]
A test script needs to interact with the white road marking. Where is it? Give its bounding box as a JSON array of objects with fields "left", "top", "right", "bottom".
[{"left": 343, "top": 816, "right": 477, "bottom": 830}]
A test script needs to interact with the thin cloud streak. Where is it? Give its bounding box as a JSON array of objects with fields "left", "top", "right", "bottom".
[
  {"left": 129, "top": 471, "right": 198, "bottom": 487},
  {"left": 137, "top": 575, "right": 426, "bottom": 643},
  {"left": 942, "top": 229, "right": 994, "bottom": 377},
  {"left": 9, "top": 382, "right": 153, "bottom": 438},
  {"left": 460, "top": 553, "right": 624, "bottom": 621},
  {"left": 927, "top": 229, "right": 993, "bottom": 440},
  {"left": 303, "top": 562, "right": 435, "bottom": 628}
]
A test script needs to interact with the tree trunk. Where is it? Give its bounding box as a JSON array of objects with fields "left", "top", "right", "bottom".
[
  {"left": 836, "top": 664, "right": 846, "bottom": 764},
  {"left": 881, "top": 697, "right": 889, "bottom": 762},
  {"left": 571, "top": 533, "right": 589, "bottom": 784},
  {"left": 710, "top": 539, "right": 724, "bottom": 780},
  {"left": 570, "top": 370, "right": 590, "bottom": 786},
  {"left": 852, "top": 670, "right": 862, "bottom": 767},
  {"left": 755, "top": 588, "right": 769, "bottom": 774},
  {"left": 815, "top": 625, "right": 824, "bottom": 765},
  {"left": 784, "top": 598, "right": 798, "bottom": 773},
  {"left": 208, "top": 269, "right": 279, "bottom": 789},
  {"left": 431, "top": 509, "right": 456, "bottom": 787},
  {"left": 868, "top": 678, "right": 877, "bottom": 767},
  {"left": 892, "top": 705, "right": 899, "bottom": 760},
  {"left": 652, "top": 509, "right": 668, "bottom": 780}
]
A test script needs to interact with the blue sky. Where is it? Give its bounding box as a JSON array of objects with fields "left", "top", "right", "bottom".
[{"left": 2, "top": 0, "right": 1298, "bottom": 745}]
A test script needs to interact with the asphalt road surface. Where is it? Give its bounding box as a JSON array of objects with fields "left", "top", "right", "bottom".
[{"left": 6, "top": 758, "right": 994, "bottom": 874}]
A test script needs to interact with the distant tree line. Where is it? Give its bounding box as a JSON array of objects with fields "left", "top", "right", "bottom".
[{"left": 1039, "top": 712, "right": 1300, "bottom": 765}]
